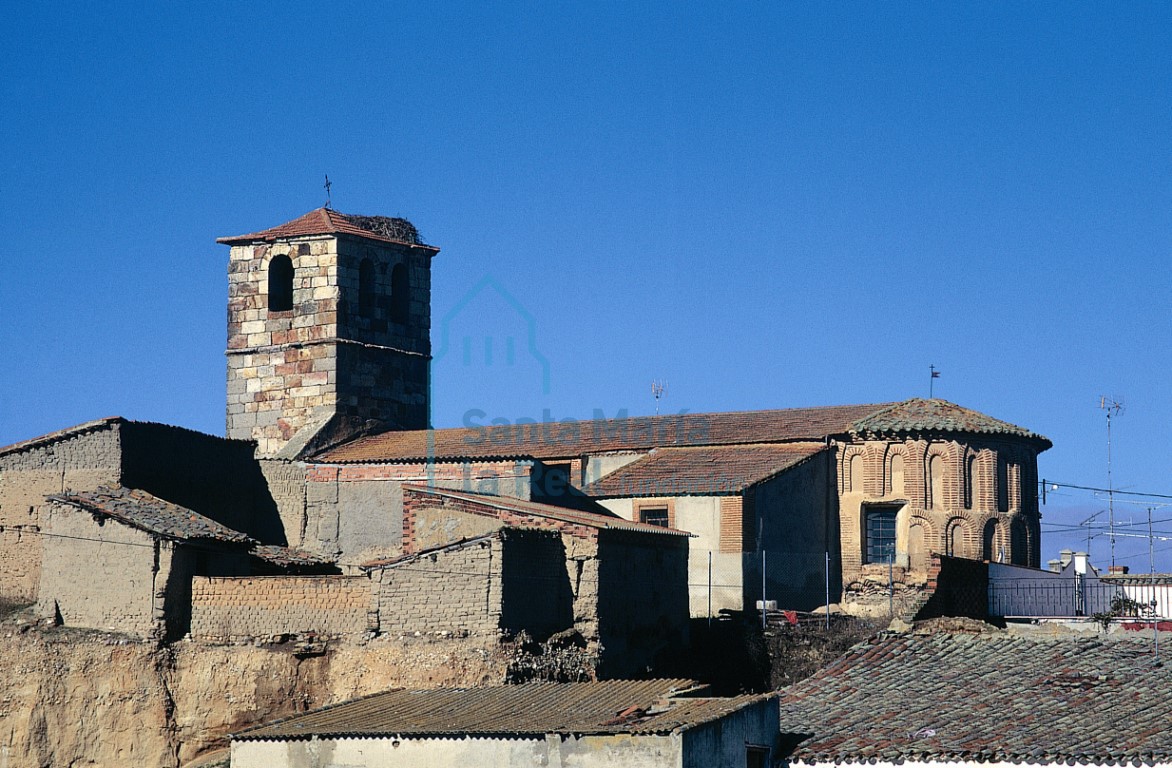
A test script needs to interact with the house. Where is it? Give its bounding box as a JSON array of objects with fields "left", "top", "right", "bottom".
[
  {"left": 230, "top": 679, "right": 780, "bottom": 768},
  {"left": 776, "top": 630, "right": 1172, "bottom": 767}
]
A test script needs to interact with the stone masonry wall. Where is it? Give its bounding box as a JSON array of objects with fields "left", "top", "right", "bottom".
[
  {"left": 226, "top": 238, "right": 341, "bottom": 455},
  {"left": 190, "top": 575, "right": 373, "bottom": 641},
  {"left": 374, "top": 536, "right": 503, "bottom": 635},
  {"left": 225, "top": 233, "right": 433, "bottom": 456},
  {"left": 0, "top": 422, "right": 123, "bottom": 600}
]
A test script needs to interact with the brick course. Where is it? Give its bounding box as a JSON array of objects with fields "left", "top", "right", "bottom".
[{"left": 190, "top": 575, "right": 373, "bottom": 641}]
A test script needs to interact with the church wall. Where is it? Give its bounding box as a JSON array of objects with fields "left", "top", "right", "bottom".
[
  {"left": 837, "top": 436, "right": 1042, "bottom": 616},
  {"left": 226, "top": 238, "right": 340, "bottom": 455},
  {"left": 0, "top": 423, "right": 123, "bottom": 601}
]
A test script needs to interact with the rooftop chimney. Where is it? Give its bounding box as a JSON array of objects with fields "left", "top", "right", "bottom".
[
  {"left": 1059, "top": 549, "right": 1074, "bottom": 567},
  {"left": 1073, "top": 552, "right": 1089, "bottom": 575},
  {"left": 1108, "top": 565, "right": 1129, "bottom": 575},
  {"left": 1047, "top": 559, "right": 1063, "bottom": 573}
]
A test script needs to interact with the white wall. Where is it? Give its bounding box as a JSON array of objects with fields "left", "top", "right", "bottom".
[{"left": 232, "top": 732, "right": 682, "bottom": 768}]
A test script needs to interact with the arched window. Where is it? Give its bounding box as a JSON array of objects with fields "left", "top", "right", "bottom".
[
  {"left": 982, "top": 519, "right": 999, "bottom": 561},
  {"left": 358, "top": 259, "right": 375, "bottom": 316},
  {"left": 848, "top": 453, "right": 863, "bottom": 493},
  {"left": 996, "top": 456, "right": 1009, "bottom": 513},
  {"left": 928, "top": 455, "right": 944, "bottom": 509},
  {"left": 390, "top": 263, "right": 409, "bottom": 324},
  {"left": 890, "top": 453, "right": 905, "bottom": 496},
  {"left": 268, "top": 255, "right": 294, "bottom": 312}
]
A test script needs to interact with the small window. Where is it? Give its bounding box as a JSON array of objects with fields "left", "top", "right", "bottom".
[
  {"left": 390, "top": 263, "right": 409, "bottom": 324},
  {"left": 268, "top": 255, "right": 294, "bottom": 312},
  {"left": 746, "top": 746, "right": 769, "bottom": 768},
  {"left": 358, "top": 258, "right": 375, "bottom": 315},
  {"left": 640, "top": 506, "right": 670, "bottom": 528},
  {"left": 865, "top": 506, "right": 899, "bottom": 564},
  {"left": 963, "top": 454, "right": 976, "bottom": 509}
]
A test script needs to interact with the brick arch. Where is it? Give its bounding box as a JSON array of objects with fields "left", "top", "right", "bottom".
[
  {"left": 906, "top": 513, "right": 937, "bottom": 572},
  {"left": 977, "top": 514, "right": 1004, "bottom": 562},
  {"left": 1007, "top": 510, "right": 1039, "bottom": 567},
  {"left": 943, "top": 513, "right": 975, "bottom": 559},
  {"left": 923, "top": 442, "right": 956, "bottom": 511},
  {"left": 884, "top": 443, "right": 910, "bottom": 497},
  {"left": 840, "top": 445, "right": 867, "bottom": 494}
]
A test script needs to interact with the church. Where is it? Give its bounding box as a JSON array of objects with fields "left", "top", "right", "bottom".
[{"left": 0, "top": 207, "right": 1052, "bottom": 653}]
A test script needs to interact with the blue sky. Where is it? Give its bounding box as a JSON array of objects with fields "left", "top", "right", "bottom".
[{"left": 1, "top": 3, "right": 1169, "bottom": 567}]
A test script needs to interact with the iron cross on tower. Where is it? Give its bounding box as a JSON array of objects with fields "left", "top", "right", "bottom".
[{"left": 324, "top": 175, "right": 333, "bottom": 208}]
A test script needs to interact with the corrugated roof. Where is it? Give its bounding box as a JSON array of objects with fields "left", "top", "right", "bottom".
[
  {"left": 216, "top": 207, "right": 438, "bottom": 251},
  {"left": 778, "top": 631, "right": 1172, "bottom": 764},
  {"left": 850, "top": 398, "right": 1051, "bottom": 447},
  {"left": 402, "top": 485, "right": 691, "bottom": 537},
  {"left": 583, "top": 443, "right": 826, "bottom": 498},
  {"left": 49, "top": 487, "right": 254, "bottom": 545},
  {"left": 316, "top": 403, "right": 892, "bottom": 463},
  {"left": 233, "top": 679, "right": 770, "bottom": 740},
  {"left": 315, "top": 399, "right": 1050, "bottom": 464}
]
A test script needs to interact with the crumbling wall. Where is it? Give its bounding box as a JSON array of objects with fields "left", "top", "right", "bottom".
[
  {"left": 36, "top": 501, "right": 168, "bottom": 637},
  {"left": 0, "top": 422, "right": 123, "bottom": 600},
  {"left": 190, "top": 576, "right": 373, "bottom": 641}
]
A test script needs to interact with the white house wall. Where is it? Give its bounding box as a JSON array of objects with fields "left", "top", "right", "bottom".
[{"left": 231, "top": 733, "right": 682, "bottom": 768}]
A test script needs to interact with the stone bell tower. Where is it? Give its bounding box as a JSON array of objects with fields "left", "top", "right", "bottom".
[{"left": 218, "top": 208, "right": 438, "bottom": 456}]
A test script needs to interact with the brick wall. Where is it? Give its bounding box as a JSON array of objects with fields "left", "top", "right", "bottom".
[{"left": 190, "top": 575, "right": 373, "bottom": 641}]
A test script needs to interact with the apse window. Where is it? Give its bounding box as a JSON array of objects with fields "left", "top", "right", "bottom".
[{"left": 865, "top": 506, "right": 899, "bottom": 564}]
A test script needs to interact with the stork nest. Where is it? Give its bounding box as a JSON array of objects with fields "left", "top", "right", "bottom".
[{"left": 342, "top": 214, "right": 425, "bottom": 245}]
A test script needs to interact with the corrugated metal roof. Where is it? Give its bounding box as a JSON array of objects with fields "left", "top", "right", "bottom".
[
  {"left": 778, "top": 631, "right": 1172, "bottom": 764},
  {"left": 233, "top": 680, "right": 771, "bottom": 740},
  {"left": 583, "top": 443, "right": 826, "bottom": 498},
  {"left": 49, "top": 486, "right": 254, "bottom": 545},
  {"left": 217, "top": 207, "right": 438, "bottom": 251},
  {"left": 403, "top": 485, "right": 691, "bottom": 537}
]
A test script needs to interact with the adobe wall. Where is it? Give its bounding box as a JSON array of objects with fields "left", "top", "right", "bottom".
[
  {"left": 190, "top": 575, "right": 373, "bottom": 642},
  {"left": 373, "top": 538, "right": 503, "bottom": 636},
  {"left": 37, "top": 501, "right": 166, "bottom": 637},
  {"left": 0, "top": 423, "right": 122, "bottom": 600}
]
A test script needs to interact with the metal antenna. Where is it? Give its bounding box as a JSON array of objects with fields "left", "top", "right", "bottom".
[
  {"left": 929, "top": 365, "right": 940, "bottom": 398},
  {"left": 1100, "top": 396, "right": 1124, "bottom": 567},
  {"left": 324, "top": 175, "right": 333, "bottom": 209},
  {"left": 651, "top": 380, "right": 667, "bottom": 416}
]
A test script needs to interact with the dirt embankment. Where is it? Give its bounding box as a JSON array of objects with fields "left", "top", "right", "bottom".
[{"left": 0, "top": 617, "right": 512, "bottom": 768}]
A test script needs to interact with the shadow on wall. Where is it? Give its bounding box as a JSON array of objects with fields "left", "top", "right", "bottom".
[{"left": 120, "top": 423, "right": 286, "bottom": 545}]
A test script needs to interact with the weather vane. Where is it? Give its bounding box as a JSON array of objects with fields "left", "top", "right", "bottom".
[
  {"left": 324, "top": 175, "right": 333, "bottom": 209},
  {"left": 929, "top": 364, "right": 940, "bottom": 398}
]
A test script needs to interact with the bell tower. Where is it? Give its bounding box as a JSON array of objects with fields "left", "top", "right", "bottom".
[{"left": 218, "top": 208, "right": 438, "bottom": 456}]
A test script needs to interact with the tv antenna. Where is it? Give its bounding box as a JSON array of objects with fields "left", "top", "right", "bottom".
[
  {"left": 1100, "top": 396, "right": 1124, "bottom": 567},
  {"left": 651, "top": 380, "right": 668, "bottom": 415}
]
